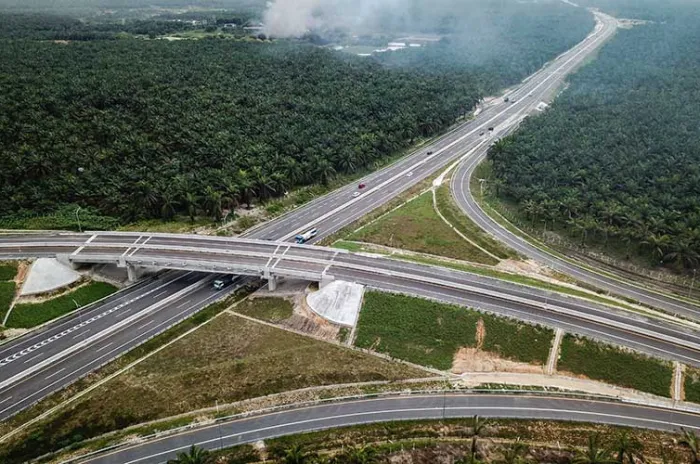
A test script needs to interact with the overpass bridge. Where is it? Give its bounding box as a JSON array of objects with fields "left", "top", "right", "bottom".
[{"left": 3, "top": 231, "right": 700, "bottom": 367}]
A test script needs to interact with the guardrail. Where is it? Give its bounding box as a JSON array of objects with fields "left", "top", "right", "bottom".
[{"left": 59, "top": 387, "right": 694, "bottom": 464}]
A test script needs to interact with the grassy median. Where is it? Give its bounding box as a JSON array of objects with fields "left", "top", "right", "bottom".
[
  {"left": 5, "top": 281, "right": 117, "bottom": 329},
  {"left": 349, "top": 192, "right": 499, "bottom": 265},
  {"left": 435, "top": 184, "right": 518, "bottom": 260},
  {"left": 558, "top": 334, "right": 673, "bottom": 397},
  {"left": 354, "top": 291, "right": 553, "bottom": 370}
]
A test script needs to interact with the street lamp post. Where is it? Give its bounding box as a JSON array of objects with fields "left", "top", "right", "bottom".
[{"left": 75, "top": 206, "right": 82, "bottom": 233}]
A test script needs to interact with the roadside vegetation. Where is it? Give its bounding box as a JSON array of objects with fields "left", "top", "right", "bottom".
[
  {"left": 558, "top": 335, "right": 673, "bottom": 397},
  {"left": 213, "top": 418, "right": 691, "bottom": 464},
  {"left": 435, "top": 184, "right": 517, "bottom": 260},
  {"left": 4, "top": 281, "right": 117, "bottom": 329},
  {"left": 485, "top": 1, "right": 700, "bottom": 273},
  {"left": 684, "top": 367, "right": 700, "bottom": 404},
  {"left": 0, "top": 2, "right": 593, "bottom": 230},
  {"left": 0, "top": 309, "right": 425, "bottom": 463},
  {"left": 355, "top": 291, "right": 553, "bottom": 370},
  {"left": 236, "top": 296, "right": 294, "bottom": 323},
  {"left": 0, "top": 262, "right": 18, "bottom": 329},
  {"left": 350, "top": 192, "right": 498, "bottom": 265}
]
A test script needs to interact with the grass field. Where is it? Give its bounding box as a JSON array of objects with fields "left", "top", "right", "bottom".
[
  {"left": 0, "top": 281, "right": 16, "bottom": 323},
  {"left": 235, "top": 297, "right": 294, "bottom": 323},
  {"left": 0, "top": 262, "right": 18, "bottom": 281},
  {"left": 435, "top": 184, "right": 517, "bottom": 260},
  {"left": 354, "top": 292, "right": 553, "bottom": 370},
  {"left": 1, "top": 312, "right": 425, "bottom": 463},
  {"left": 349, "top": 192, "right": 498, "bottom": 265},
  {"left": 558, "top": 335, "right": 673, "bottom": 397},
  {"left": 684, "top": 367, "right": 700, "bottom": 403},
  {"left": 5, "top": 282, "right": 117, "bottom": 329}
]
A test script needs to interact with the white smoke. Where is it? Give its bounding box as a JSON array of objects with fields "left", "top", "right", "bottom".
[{"left": 263, "top": 0, "right": 405, "bottom": 38}]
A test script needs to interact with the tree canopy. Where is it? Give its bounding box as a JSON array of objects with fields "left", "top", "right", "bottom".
[
  {"left": 0, "top": 1, "right": 592, "bottom": 228},
  {"left": 487, "top": 3, "right": 700, "bottom": 270}
]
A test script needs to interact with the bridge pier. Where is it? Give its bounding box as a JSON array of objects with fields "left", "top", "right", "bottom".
[
  {"left": 267, "top": 275, "right": 278, "bottom": 292},
  {"left": 127, "top": 264, "right": 138, "bottom": 283}
]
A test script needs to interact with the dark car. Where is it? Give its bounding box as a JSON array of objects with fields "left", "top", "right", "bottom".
[
  {"left": 358, "top": 183, "right": 366, "bottom": 189},
  {"left": 426, "top": 151, "right": 434, "bottom": 156},
  {"left": 488, "top": 127, "right": 494, "bottom": 131},
  {"left": 479, "top": 131, "right": 484, "bottom": 136}
]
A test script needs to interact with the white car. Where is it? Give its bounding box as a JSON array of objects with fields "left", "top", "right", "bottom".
[
  {"left": 352, "top": 191, "right": 361, "bottom": 198},
  {"left": 406, "top": 172, "right": 413, "bottom": 177}
]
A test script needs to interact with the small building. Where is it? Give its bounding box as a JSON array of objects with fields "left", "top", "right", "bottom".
[{"left": 223, "top": 23, "right": 237, "bottom": 29}]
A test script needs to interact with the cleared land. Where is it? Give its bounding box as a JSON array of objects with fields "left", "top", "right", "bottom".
[
  {"left": 558, "top": 334, "right": 673, "bottom": 397},
  {"left": 2, "top": 309, "right": 425, "bottom": 462},
  {"left": 349, "top": 192, "right": 499, "bottom": 265},
  {"left": 354, "top": 291, "right": 553, "bottom": 370},
  {"left": 5, "top": 281, "right": 117, "bottom": 329},
  {"left": 236, "top": 296, "right": 294, "bottom": 323}
]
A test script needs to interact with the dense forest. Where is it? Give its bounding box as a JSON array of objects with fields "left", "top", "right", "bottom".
[
  {"left": 0, "top": 1, "right": 592, "bottom": 228},
  {"left": 488, "top": 1, "right": 700, "bottom": 270}
]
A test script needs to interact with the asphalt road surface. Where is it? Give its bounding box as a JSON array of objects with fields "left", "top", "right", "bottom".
[
  {"left": 448, "top": 25, "right": 700, "bottom": 322},
  {"left": 0, "top": 8, "right": 623, "bottom": 421},
  {"left": 77, "top": 394, "right": 700, "bottom": 463},
  {"left": 3, "top": 233, "right": 700, "bottom": 370}
]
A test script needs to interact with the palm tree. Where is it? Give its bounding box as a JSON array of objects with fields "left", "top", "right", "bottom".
[
  {"left": 498, "top": 439, "right": 530, "bottom": 464},
  {"left": 340, "top": 445, "right": 378, "bottom": 464},
  {"left": 573, "top": 433, "right": 615, "bottom": 464},
  {"left": 612, "top": 431, "right": 643, "bottom": 464},
  {"left": 680, "top": 428, "right": 700, "bottom": 464},
  {"left": 166, "top": 444, "right": 209, "bottom": 464},
  {"left": 183, "top": 192, "right": 199, "bottom": 223},
  {"left": 282, "top": 444, "right": 313, "bottom": 464},
  {"left": 203, "top": 186, "right": 223, "bottom": 221},
  {"left": 466, "top": 415, "right": 491, "bottom": 462}
]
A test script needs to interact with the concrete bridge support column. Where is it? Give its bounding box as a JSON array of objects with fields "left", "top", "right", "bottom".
[
  {"left": 267, "top": 275, "right": 278, "bottom": 292},
  {"left": 127, "top": 264, "right": 138, "bottom": 283}
]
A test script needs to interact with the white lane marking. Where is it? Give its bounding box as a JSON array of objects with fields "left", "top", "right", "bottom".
[
  {"left": 176, "top": 300, "right": 192, "bottom": 309},
  {"left": 95, "top": 342, "right": 113, "bottom": 353},
  {"left": 114, "top": 403, "right": 695, "bottom": 464},
  {"left": 0, "top": 285, "right": 230, "bottom": 418},
  {"left": 138, "top": 320, "right": 155, "bottom": 329},
  {"left": 0, "top": 273, "right": 191, "bottom": 367},
  {"left": 44, "top": 368, "right": 65, "bottom": 380},
  {"left": 23, "top": 353, "right": 44, "bottom": 364},
  {"left": 279, "top": 17, "right": 613, "bottom": 243},
  {"left": 72, "top": 329, "right": 90, "bottom": 340},
  {"left": 0, "top": 397, "right": 11, "bottom": 406}
]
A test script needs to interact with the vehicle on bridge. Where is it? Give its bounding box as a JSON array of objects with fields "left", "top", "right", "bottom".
[{"left": 295, "top": 228, "right": 318, "bottom": 243}]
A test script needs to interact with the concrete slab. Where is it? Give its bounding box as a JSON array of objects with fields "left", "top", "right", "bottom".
[
  {"left": 306, "top": 280, "right": 364, "bottom": 327},
  {"left": 21, "top": 258, "right": 81, "bottom": 296}
]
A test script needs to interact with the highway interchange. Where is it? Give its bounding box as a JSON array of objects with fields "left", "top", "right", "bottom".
[{"left": 2, "top": 7, "right": 700, "bottom": 463}]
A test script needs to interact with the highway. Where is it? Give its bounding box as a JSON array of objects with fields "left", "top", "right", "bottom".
[
  {"left": 448, "top": 27, "right": 700, "bottom": 321},
  {"left": 76, "top": 394, "right": 700, "bottom": 463},
  {"left": 3, "top": 232, "right": 700, "bottom": 371},
  {"left": 0, "top": 7, "right": 625, "bottom": 423}
]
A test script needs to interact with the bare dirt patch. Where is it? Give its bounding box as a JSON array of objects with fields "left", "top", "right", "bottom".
[
  {"left": 451, "top": 347, "right": 545, "bottom": 374},
  {"left": 13, "top": 262, "right": 29, "bottom": 287}
]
